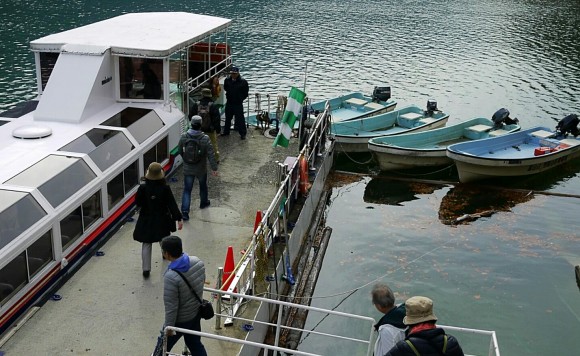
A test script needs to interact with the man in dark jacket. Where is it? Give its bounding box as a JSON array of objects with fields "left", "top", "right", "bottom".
[
  {"left": 222, "top": 66, "right": 249, "bottom": 139},
  {"left": 191, "top": 88, "right": 221, "bottom": 163},
  {"left": 160, "top": 235, "right": 207, "bottom": 355},
  {"left": 385, "top": 296, "right": 464, "bottom": 356},
  {"left": 178, "top": 115, "right": 218, "bottom": 220},
  {"left": 372, "top": 283, "right": 406, "bottom": 355}
]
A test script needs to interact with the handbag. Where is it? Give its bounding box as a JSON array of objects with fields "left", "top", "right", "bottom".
[
  {"left": 174, "top": 270, "right": 215, "bottom": 320},
  {"left": 166, "top": 212, "right": 176, "bottom": 232}
]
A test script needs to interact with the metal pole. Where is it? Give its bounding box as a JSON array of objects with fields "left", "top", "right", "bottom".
[{"left": 216, "top": 267, "right": 223, "bottom": 330}]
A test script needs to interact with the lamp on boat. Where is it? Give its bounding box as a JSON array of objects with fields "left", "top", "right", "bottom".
[{"left": 12, "top": 125, "right": 52, "bottom": 139}]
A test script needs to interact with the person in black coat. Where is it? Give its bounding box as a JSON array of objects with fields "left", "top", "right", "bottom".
[
  {"left": 222, "top": 66, "right": 249, "bottom": 139},
  {"left": 385, "top": 296, "right": 464, "bottom": 356},
  {"left": 133, "top": 162, "right": 183, "bottom": 278}
]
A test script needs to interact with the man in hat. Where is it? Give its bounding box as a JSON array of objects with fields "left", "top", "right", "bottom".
[
  {"left": 178, "top": 116, "right": 218, "bottom": 220},
  {"left": 222, "top": 65, "right": 249, "bottom": 139},
  {"left": 385, "top": 296, "right": 464, "bottom": 356},
  {"left": 371, "top": 283, "right": 406, "bottom": 356},
  {"left": 190, "top": 88, "right": 221, "bottom": 163}
]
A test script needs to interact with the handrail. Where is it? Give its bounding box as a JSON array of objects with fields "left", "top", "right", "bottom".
[{"left": 161, "top": 288, "right": 501, "bottom": 356}]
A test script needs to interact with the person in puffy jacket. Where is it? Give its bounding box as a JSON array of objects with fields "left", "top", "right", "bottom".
[
  {"left": 385, "top": 296, "right": 464, "bottom": 356},
  {"left": 160, "top": 235, "right": 207, "bottom": 355}
]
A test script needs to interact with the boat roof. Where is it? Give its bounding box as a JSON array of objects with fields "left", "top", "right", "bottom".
[{"left": 30, "top": 12, "right": 231, "bottom": 57}]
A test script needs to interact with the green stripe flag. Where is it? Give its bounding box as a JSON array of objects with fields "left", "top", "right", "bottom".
[{"left": 273, "top": 87, "right": 306, "bottom": 148}]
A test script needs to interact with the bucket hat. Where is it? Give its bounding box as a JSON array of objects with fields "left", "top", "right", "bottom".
[
  {"left": 145, "top": 162, "right": 165, "bottom": 180},
  {"left": 403, "top": 296, "right": 438, "bottom": 325}
]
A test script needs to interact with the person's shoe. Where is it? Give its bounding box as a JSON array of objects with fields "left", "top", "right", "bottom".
[
  {"left": 200, "top": 200, "right": 211, "bottom": 209},
  {"left": 142, "top": 270, "right": 150, "bottom": 278},
  {"left": 241, "top": 135, "right": 246, "bottom": 140},
  {"left": 220, "top": 133, "right": 229, "bottom": 137},
  {"left": 182, "top": 212, "right": 189, "bottom": 221}
]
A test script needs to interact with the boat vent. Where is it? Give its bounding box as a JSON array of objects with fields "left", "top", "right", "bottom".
[{"left": 12, "top": 125, "right": 53, "bottom": 139}]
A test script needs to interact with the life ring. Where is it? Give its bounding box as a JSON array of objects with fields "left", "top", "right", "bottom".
[{"left": 299, "top": 156, "right": 311, "bottom": 195}]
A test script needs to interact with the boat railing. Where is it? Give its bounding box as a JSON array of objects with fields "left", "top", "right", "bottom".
[
  {"left": 213, "top": 101, "right": 332, "bottom": 335},
  {"left": 162, "top": 288, "right": 500, "bottom": 356}
]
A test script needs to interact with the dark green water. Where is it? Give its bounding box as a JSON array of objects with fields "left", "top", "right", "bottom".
[{"left": 1, "top": 0, "right": 579, "bottom": 355}]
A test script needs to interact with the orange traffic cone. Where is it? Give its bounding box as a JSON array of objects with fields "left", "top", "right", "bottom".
[
  {"left": 222, "top": 246, "right": 235, "bottom": 293},
  {"left": 254, "top": 210, "right": 263, "bottom": 233}
]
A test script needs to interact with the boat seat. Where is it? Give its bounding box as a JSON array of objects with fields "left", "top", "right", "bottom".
[
  {"left": 419, "top": 117, "right": 437, "bottom": 124},
  {"left": 344, "top": 98, "right": 368, "bottom": 106},
  {"left": 559, "top": 138, "right": 580, "bottom": 146},
  {"left": 464, "top": 124, "right": 493, "bottom": 140},
  {"left": 531, "top": 130, "right": 555, "bottom": 138},
  {"left": 488, "top": 129, "right": 509, "bottom": 137},
  {"left": 364, "top": 102, "right": 384, "bottom": 110},
  {"left": 398, "top": 112, "right": 423, "bottom": 128},
  {"left": 466, "top": 124, "right": 493, "bottom": 133}
]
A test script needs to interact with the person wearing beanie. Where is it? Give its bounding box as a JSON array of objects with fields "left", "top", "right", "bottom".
[
  {"left": 384, "top": 296, "right": 464, "bottom": 356},
  {"left": 371, "top": 283, "right": 406, "bottom": 356},
  {"left": 133, "top": 162, "right": 183, "bottom": 278},
  {"left": 222, "top": 65, "right": 249, "bottom": 139},
  {"left": 178, "top": 116, "right": 218, "bottom": 220}
]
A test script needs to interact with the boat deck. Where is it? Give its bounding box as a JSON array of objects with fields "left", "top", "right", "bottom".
[{"left": 0, "top": 130, "right": 297, "bottom": 355}]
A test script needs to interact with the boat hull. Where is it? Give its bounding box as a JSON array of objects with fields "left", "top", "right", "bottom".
[
  {"left": 447, "top": 126, "right": 580, "bottom": 182},
  {"left": 332, "top": 105, "right": 450, "bottom": 153},
  {"left": 368, "top": 118, "right": 521, "bottom": 170}
]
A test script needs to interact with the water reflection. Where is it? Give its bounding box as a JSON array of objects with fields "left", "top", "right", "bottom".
[
  {"left": 363, "top": 177, "right": 442, "bottom": 206},
  {"left": 438, "top": 185, "right": 534, "bottom": 225}
]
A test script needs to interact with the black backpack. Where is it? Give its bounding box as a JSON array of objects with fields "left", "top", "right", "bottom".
[
  {"left": 183, "top": 134, "right": 205, "bottom": 164},
  {"left": 197, "top": 101, "right": 213, "bottom": 131}
]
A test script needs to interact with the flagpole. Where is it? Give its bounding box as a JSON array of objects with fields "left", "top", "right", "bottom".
[{"left": 299, "top": 62, "right": 308, "bottom": 152}]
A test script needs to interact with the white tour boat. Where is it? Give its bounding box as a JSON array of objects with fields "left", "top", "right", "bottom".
[{"left": 0, "top": 12, "right": 233, "bottom": 335}]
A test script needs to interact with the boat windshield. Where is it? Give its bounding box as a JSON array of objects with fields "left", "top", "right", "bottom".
[
  {"left": 0, "top": 190, "right": 46, "bottom": 251},
  {"left": 101, "top": 107, "right": 164, "bottom": 144},
  {"left": 59, "top": 129, "right": 134, "bottom": 172},
  {"left": 4, "top": 155, "right": 96, "bottom": 208}
]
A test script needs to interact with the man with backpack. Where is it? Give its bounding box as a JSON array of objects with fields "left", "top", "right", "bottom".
[
  {"left": 190, "top": 88, "right": 221, "bottom": 163},
  {"left": 384, "top": 296, "right": 464, "bottom": 356},
  {"left": 178, "top": 115, "right": 218, "bottom": 221}
]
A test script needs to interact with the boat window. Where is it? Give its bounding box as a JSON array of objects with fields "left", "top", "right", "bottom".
[
  {"left": 82, "top": 191, "right": 101, "bottom": 231},
  {"left": 5, "top": 155, "right": 96, "bottom": 208},
  {"left": 0, "top": 101, "right": 39, "bottom": 118},
  {"left": 61, "top": 191, "right": 101, "bottom": 250},
  {"left": 27, "top": 230, "right": 53, "bottom": 279},
  {"left": 0, "top": 190, "right": 46, "bottom": 251},
  {"left": 101, "top": 107, "right": 164, "bottom": 144},
  {"left": 118, "top": 57, "right": 163, "bottom": 100},
  {"left": 143, "top": 136, "right": 169, "bottom": 175},
  {"left": 61, "top": 207, "right": 82, "bottom": 250},
  {"left": 0, "top": 120, "right": 9, "bottom": 126},
  {"left": 39, "top": 52, "right": 59, "bottom": 91},
  {"left": 59, "top": 129, "right": 134, "bottom": 172},
  {"left": 0, "top": 252, "right": 27, "bottom": 307},
  {"left": 107, "top": 160, "right": 139, "bottom": 209}
]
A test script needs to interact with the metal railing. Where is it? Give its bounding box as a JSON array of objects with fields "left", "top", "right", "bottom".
[
  {"left": 160, "top": 288, "right": 501, "bottom": 356},
  {"left": 163, "top": 287, "right": 376, "bottom": 356}
]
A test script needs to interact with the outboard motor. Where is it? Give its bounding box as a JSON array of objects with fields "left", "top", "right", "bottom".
[
  {"left": 372, "top": 86, "right": 391, "bottom": 102},
  {"left": 425, "top": 99, "right": 438, "bottom": 116},
  {"left": 492, "top": 108, "right": 519, "bottom": 128},
  {"left": 556, "top": 114, "right": 579, "bottom": 137}
]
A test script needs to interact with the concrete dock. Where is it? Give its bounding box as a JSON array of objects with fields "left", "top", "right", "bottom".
[{"left": 1, "top": 127, "right": 299, "bottom": 355}]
